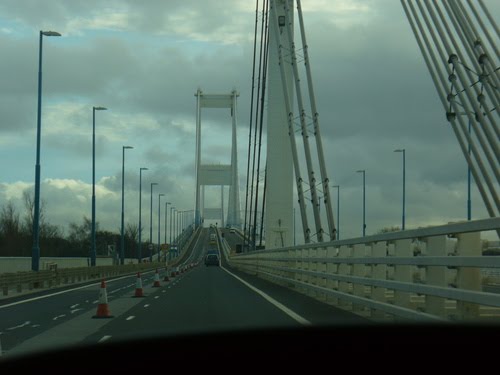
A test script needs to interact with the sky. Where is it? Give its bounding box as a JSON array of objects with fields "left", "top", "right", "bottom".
[{"left": 0, "top": 0, "right": 498, "bottom": 244}]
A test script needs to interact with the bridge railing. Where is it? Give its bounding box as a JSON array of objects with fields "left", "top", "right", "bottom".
[{"left": 227, "top": 218, "right": 500, "bottom": 322}]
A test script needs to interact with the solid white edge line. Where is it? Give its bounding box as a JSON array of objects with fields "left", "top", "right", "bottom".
[
  {"left": 220, "top": 265, "right": 311, "bottom": 326},
  {"left": 0, "top": 269, "right": 158, "bottom": 310}
]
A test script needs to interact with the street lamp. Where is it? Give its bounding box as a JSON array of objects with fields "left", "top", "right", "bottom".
[
  {"left": 90, "top": 106, "right": 107, "bottom": 267},
  {"left": 165, "top": 202, "right": 171, "bottom": 244},
  {"left": 120, "top": 146, "right": 133, "bottom": 265},
  {"left": 170, "top": 206, "right": 175, "bottom": 260},
  {"left": 138, "top": 167, "right": 148, "bottom": 263},
  {"left": 332, "top": 185, "right": 340, "bottom": 240},
  {"left": 394, "top": 149, "right": 406, "bottom": 230},
  {"left": 31, "top": 30, "right": 61, "bottom": 272},
  {"left": 157, "top": 193, "right": 165, "bottom": 262},
  {"left": 356, "top": 170, "right": 366, "bottom": 237},
  {"left": 149, "top": 182, "right": 158, "bottom": 262}
]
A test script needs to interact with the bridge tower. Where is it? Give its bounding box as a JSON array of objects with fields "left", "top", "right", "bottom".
[
  {"left": 264, "top": 0, "right": 336, "bottom": 248},
  {"left": 194, "top": 89, "right": 242, "bottom": 228}
]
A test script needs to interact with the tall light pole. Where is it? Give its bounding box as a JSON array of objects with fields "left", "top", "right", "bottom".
[
  {"left": 138, "top": 167, "right": 148, "bottom": 263},
  {"left": 32, "top": 30, "right": 61, "bottom": 272},
  {"left": 394, "top": 149, "right": 406, "bottom": 230},
  {"left": 467, "top": 122, "right": 471, "bottom": 221},
  {"left": 356, "top": 170, "right": 366, "bottom": 237},
  {"left": 157, "top": 193, "right": 165, "bottom": 262},
  {"left": 149, "top": 182, "right": 158, "bottom": 262},
  {"left": 165, "top": 202, "right": 171, "bottom": 244},
  {"left": 120, "top": 146, "right": 133, "bottom": 265},
  {"left": 170, "top": 206, "right": 175, "bottom": 260},
  {"left": 90, "top": 106, "right": 107, "bottom": 267},
  {"left": 332, "top": 185, "right": 340, "bottom": 240}
]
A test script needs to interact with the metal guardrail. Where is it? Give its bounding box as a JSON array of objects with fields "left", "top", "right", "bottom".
[
  {"left": 0, "top": 262, "right": 164, "bottom": 297},
  {"left": 227, "top": 218, "right": 500, "bottom": 322}
]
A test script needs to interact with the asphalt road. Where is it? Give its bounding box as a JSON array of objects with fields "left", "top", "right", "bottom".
[{"left": 1, "top": 227, "right": 366, "bottom": 357}]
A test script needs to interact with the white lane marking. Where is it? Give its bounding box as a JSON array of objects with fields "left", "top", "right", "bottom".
[
  {"left": 162, "top": 290, "right": 166, "bottom": 293},
  {"left": 31, "top": 324, "right": 40, "bottom": 328},
  {"left": 98, "top": 335, "right": 111, "bottom": 343},
  {"left": 144, "top": 304, "right": 150, "bottom": 308},
  {"left": 220, "top": 266, "right": 311, "bottom": 326},
  {"left": 92, "top": 300, "right": 99, "bottom": 304},
  {"left": 126, "top": 316, "right": 135, "bottom": 321},
  {"left": 85, "top": 300, "right": 90, "bottom": 303},
  {"left": 52, "top": 314, "right": 66, "bottom": 321},
  {"left": 0, "top": 270, "right": 158, "bottom": 310},
  {"left": 6, "top": 321, "right": 31, "bottom": 331},
  {"left": 70, "top": 304, "right": 79, "bottom": 309},
  {"left": 154, "top": 296, "right": 159, "bottom": 299},
  {"left": 70, "top": 308, "right": 84, "bottom": 314},
  {"left": 168, "top": 286, "right": 172, "bottom": 289}
]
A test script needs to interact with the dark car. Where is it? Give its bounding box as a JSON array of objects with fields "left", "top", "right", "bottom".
[{"left": 205, "top": 253, "right": 220, "bottom": 266}]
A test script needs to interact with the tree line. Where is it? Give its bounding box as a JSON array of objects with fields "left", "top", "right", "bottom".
[{"left": 0, "top": 191, "right": 148, "bottom": 259}]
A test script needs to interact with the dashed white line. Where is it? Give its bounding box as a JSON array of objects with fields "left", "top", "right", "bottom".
[
  {"left": 70, "top": 308, "right": 84, "bottom": 314},
  {"left": 6, "top": 321, "right": 31, "bottom": 331},
  {"left": 92, "top": 300, "right": 99, "bottom": 304},
  {"left": 52, "top": 314, "right": 66, "bottom": 321},
  {"left": 70, "top": 304, "right": 80, "bottom": 309},
  {"left": 162, "top": 290, "right": 166, "bottom": 293},
  {"left": 144, "top": 304, "right": 150, "bottom": 308},
  {"left": 31, "top": 324, "right": 40, "bottom": 328},
  {"left": 98, "top": 335, "right": 111, "bottom": 343},
  {"left": 154, "top": 296, "right": 159, "bottom": 299},
  {"left": 126, "top": 316, "right": 135, "bottom": 321}
]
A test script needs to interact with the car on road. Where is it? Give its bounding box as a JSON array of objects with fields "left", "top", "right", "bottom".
[{"left": 205, "top": 253, "right": 220, "bottom": 266}]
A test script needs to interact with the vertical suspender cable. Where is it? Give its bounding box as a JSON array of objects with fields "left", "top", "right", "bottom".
[
  {"left": 253, "top": 0, "right": 270, "bottom": 250},
  {"left": 244, "top": 0, "right": 261, "bottom": 251}
]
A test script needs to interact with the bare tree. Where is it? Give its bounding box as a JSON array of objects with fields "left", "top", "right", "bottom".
[
  {"left": 0, "top": 201, "right": 20, "bottom": 237},
  {"left": 125, "top": 222, "right": 139, "bottom": 243}
]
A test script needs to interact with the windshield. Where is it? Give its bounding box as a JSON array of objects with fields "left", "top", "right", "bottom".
[{"left": 0, "top": 0, "right": 499, "bottom": 359}]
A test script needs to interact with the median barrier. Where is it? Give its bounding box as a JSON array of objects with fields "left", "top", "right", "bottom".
[{"left": 0, "top": 262, "right": 164, "bottom": 298}]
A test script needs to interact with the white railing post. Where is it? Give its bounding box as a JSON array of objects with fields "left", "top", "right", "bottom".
[
  {"left": 318, "top": 246, "right": 327, "bottom": 302},
  {"left": 394, "top": 239, "right": 412, "bottom": 314},
  {"left": 353, "top": 243, "right": 366, "bottom": 313},
  {"left": 425, "top": 235, "right": 447, "bottom": 318},
  {"left": 338, "top": 245, "right": 351, "bottom": 309},
  {"left": 326, "top": 245, "right": 338, "bottom": 306},
  {"left": 456, "top": 232, "right": 481, "bottom": 320},
  {"left": 371, "top": 241, "right": 387, "bottom": 320}
]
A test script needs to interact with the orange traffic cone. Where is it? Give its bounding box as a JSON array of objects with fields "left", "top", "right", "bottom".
[
  {"left": 153, "top": 269, "right": 161, "bottom": 287},
  {"left": 92, "top": 279, "right": 113, "bottom": 319},
  {"left": 163, "top": 267, "right": 170, "bottom": 282},
  {"left": 134, "top": 272, "right": 145, "bottom": 297}
]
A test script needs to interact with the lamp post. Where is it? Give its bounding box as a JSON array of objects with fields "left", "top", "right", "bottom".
[
  {"left": 170, "top": 206, "right": 175, "bottom": 260},
  {"left": 394, "top": 149, "right": 406, "bottom": 230},
  {"left": 32, "top": 30, "right": 61, "bottom": 272},
  {"left": 356, "top": 170, "right": 366, "bottom": 237},
  {"left": 332, "top": 185, "right": 340, "bottom": 240},
  {"left": 138, "top": 167, "right": 148, "bottom": 263},
  {"left": 467, "top": 122, "right": 471, "bottom": 221},
  {"left": 157, "top": 193, "right": 165, "bottom": 262},
  {"left": 90, "top": 106, "right": 107, "bottom": 267},
  {"left": 165, "top": 202, "right": 171, "bottom": 244},
  {"left": 120, "top": 146, "right": 133, "bottom": 265},
  {"left": 149, "top": 182, "right": 158, "bottom": 262}
]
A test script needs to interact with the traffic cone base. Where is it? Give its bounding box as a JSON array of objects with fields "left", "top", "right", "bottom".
[{"left": 93, "top": 304, "right": 114, "bottom": 319}]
